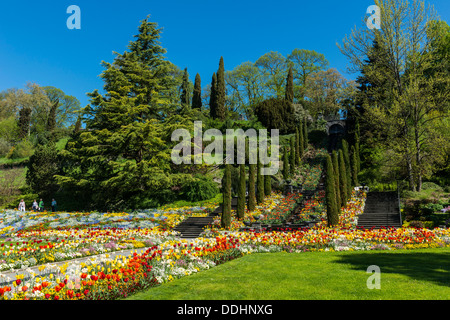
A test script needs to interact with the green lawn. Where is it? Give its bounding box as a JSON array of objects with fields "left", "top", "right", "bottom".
[{"left": 128, "top": 247, "right": 450, "bottom": 300}]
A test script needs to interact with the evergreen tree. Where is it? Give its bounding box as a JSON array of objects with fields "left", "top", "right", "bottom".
[
  {"left": 351, "top": 145, "right": 359, "bottom": 187},
  {"left": 72, "top": 116, "right": 82, "bottom": 136},
  {"left": 332, "top": 151, "right": 341, "bottom": 211},
  {"left": 303, "top": 118, "right": 308, "bottom": 150},
  {"left": 264, "top": 163, "right": 272, "bottom": 196},
  {"left": 192, "top": 73, "right": 202, "bottom": 109},
  {"left": 209, "top": 72, "right": 218, "bottom": 118},
  {"left": 46, "top": 99, "right": 58, "bottom": 142},
  {"left": 18, "top": 107, "right": 32, "bottom": 139},
  {"left": 248, "top": 163, "right": 256, "bottom": 212},
  {"left": 256, "top": 156, "right": 265, "bottom": 204},
  {"left": 325, "top": 154, "right": 339, "bottom": 227},
  {"left": 282, "top": 147, "right": 289, "bottom": 180},
  {"left": 215, "top": 57, "right": 226, "bottom": 120},
  {"left": 338, "top": 150, "right": 348, "bottom": 207},
  {"left": 56, "top": 17, "right": 186, "bottom": 210},
  {"left": 295, "top": 127, "right": 301, "bottom": 166},
  {"left": 285, "top": 66, "right": 294, "bottom": 103},
  {"left": 221, "top": 164, "right": 232, "bottom": 228},
  {"left": 26, "top": 142, "right": 60, "bottom": 199},
  {"left": 180, "top": 68, "right": 190, "bottom": 107},
  {"left": 341, "top": 140, "right": 352, "bottom": 199},
  {"left": 290, "top": 136, "right": 296, "bottom": 176},
  {"left": 298, "top": 120, "right": 304, "bottom": 159},
  {"left": 237, "top": 163, "right": 246, "bottom": 220}
]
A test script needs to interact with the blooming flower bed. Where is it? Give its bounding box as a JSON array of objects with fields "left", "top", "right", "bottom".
[{"left": 1, "top": 147, "right": 449, "bottom": 300}]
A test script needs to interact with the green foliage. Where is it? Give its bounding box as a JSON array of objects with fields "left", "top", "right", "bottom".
[
  {"left": 26, "top": 142, "right": 59, "bottom": 198},
  {"left": 192, "top": 73, "right": 202, "bottom": 110},
  {"left": 282, "top": 147, "right": 289, "bottom": 180},
  {"left": 216, "top": 57, "right": 227, "bottom": 121},
  {"left": 248, "top": 163, "right": 256, "bottom": 211},
  {"left": 332, "top": 151, "right": 341, "bottom": 210},
  {"left": 254, "top": 98, "right": 296, "bottom": 135},
  {"left": 285, "top": 67, "right": 294, "bottom": 103},
  {"left": 9, "top": 140, "right": 34, "bottom": 159},
  {"left": 338, "top": 150, "right": 348, "bottom": 207},
  {"left": 221, "top": 164, "right": 232, "bottom": 228},
  {"left": 182, "top": 175, "right": 219, "bottom": 202},
  {"left": 256, "top": 158, "right": 264, "bottom": 204},
  {"left": 237, "top": 164, "right": 246, "bottom": 220},
  {"left": 325, "top": 154, "right": 339, "bottom": 226}
]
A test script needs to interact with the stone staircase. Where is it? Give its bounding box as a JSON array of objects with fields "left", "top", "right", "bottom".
[
  {"left": 357, "top": 191, "right": 402, "bottom": 229},
  {"left": 174, "top": 198, "right": 238, "bottom": 239}
]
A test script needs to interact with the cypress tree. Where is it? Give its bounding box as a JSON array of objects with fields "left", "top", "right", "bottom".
[
  {"left": 285, "top": 66, "right": 294, "bottom": 103},
  {"left": 248, "top": 163, "right": 256, "bottom": 212},
  {"left": 18, "top": 107, "right": 32, "bottom": 139},
  {"left": 264, "top": 163, "right": 272, "bottom": 196},
  {"left": 295, "top": 127, "right": 301, "bottom": 166},
  {"left": 46, "top": 99, "right": 58, "bottom": 141},
  {"left": 282, "top": 147, "right": 289, "bottom": 180},
  {"left": 215, "top": 57, "right": 226, "bottom": 120},
  {"left": 73, "top": 116, "right": 82, "bottom": 135},
  {"left": 256, "top": 156, "right": 265, "bottom": 204},
  {"left": 303, "top": 118, "right": 308, "bottom": 150},
  {"left": 192, "top": 73, "right": 202, "bottom": 109},
  {"left": 325, "top": 154, "right": 339, "bottom": 227},
  {"left": 290, "top": 136, "right": 296, "bottom": 176},
  {"left": 332, "top": 151, "right": 341, "bottom": 211},
  {"left": 221, "top": 163, "right": 232, "bottom": 228},
  {"left": 209, "top": 72, "right": 217, "bottom": 118},
  {"left": 338, "top": 150, "right": 348, "bottom": 208},
  {"left": 342, "top": 140, "right": 352, "bottom": 200},
  {"left": 351, "top": 145, "right": 359, "bottom": 187},
  {"left": 299, "top": 120, "right": 304, "bottom": 160},
  {"left": 237, "top": 163, "right": 246, "bottom": 220},
  {"left": 180, "top": 68, "right": 190, "bottom": 107}
]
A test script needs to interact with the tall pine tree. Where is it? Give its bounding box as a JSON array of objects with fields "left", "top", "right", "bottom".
[
  {"left": 285, "top": 66, "right": 294, "bottom": 103},
  {"left": 248, "top": 163, "right": 256, "bottom": 212},
  {"left": 180, "top": 68, "right": 190, "bottom": 107},
  {"left": 221, "top": 163, "right": 232, "bottom": 228},
  {"left": 57, "top": 17, "right": 186, "bottom": 210},
  {"left": 192, "top": 73, "right": 202, "bottom": 109},
  {"left": 325, "top": 154, "right": 339, "bottom": 227},
  {"left": 209, "top": 72, "right": 218, "bottom": 118},
  {"left": 215, "top": 57, "right": 226, "bottom": 120},
  {"left": 237, "top": 163, "right": 246, "bottom": 220}
]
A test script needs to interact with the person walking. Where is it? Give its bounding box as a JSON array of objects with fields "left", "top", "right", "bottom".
[
  {"left": 18, "top": 199, "right": 26, "bottom": 212},
  {"left": 39, "top": 199, "right": 44, "bottom": 212},
  {"left": 32, "top": 199, "right": 38, "bottom": 212},
  {"left": 51, "top": 199, "right": 57, "bottom": 212}
]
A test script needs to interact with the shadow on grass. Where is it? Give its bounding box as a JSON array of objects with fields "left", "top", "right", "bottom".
[{"left": 333, "top": 250, "right": 450, "bottom": 288}]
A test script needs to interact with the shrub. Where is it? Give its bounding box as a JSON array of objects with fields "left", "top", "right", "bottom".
[
  {"left": 0, "top": 138, "right": 12, "bottom": 157},
  {"left": 182, "top": 175, "right": 219, "bottom": 202},
  {"left": 421, "top": 182, "right": 443, "bottom": 191},
  {"left": 9, "top": 140, "right": 34, "bottom": 159}
]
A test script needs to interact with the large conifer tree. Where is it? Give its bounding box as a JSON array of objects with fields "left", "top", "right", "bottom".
[
  {"left": 237, "top": 163, "right": 246, "bottom": 220},
  {"left": 192, "top": 73, "right": 202, "bottom": 109},
  {"left": 248, "top": 163, "right": 256, "bottom": 212},
  {"left": 285, "top": 66, "right": 294, "bottom": 103},
  {"left": 325, "top": 154, "right": 339, "bottom": 227},
  {"left": 57, "top": 17, "right": 188, "bottom": 210},
  {"left": 216, "top": 57, "right": 226, "bottom": 120},
  {"left": 209, "top": 72, "right": 218, "bottom": 118},
  {"left": 221, "top": 163, "right": 232, "bottom": 228}
]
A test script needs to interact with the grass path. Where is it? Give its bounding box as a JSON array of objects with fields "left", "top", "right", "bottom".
[{"left": 127, "top": 247, "right": 450, "bottom": 300}]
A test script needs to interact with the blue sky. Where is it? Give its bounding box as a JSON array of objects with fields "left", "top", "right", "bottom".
[{"left": 0, "top": 0, "right": 449, "bottom": 109}]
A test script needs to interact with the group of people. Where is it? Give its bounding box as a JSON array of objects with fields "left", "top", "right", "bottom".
[{"left": 18, "top": 198, "right": 58, "bottom": 213}]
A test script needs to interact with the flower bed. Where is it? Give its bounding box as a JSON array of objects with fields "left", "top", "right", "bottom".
[{"left": 1, "top": 178, "right": 450, "bottom": 300}]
